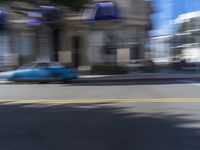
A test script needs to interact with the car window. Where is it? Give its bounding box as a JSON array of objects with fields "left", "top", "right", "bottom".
[
  {"left": 34, "top": 63, "right": 49, "bottom": 69},
  {"left": 49, "top": 62, "right": 63, "bottom": 68},
  {"left": 19, "top": 63, "right": 36, "bottom": 69}
]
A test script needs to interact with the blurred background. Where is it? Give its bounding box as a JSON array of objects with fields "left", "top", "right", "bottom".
[
  {"left": 0, "top": 0, "right": 199, "bottom": 73},
  {"left": 2, "top": 2, "right": 200, "bottom": 149}
]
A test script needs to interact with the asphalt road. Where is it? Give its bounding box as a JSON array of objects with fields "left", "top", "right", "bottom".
[
  {"left": 0, "top": 80, "right": 200, "bottom": 150},
  {"left": 0, "top": 79, "right": 200, "bottom": 100}
]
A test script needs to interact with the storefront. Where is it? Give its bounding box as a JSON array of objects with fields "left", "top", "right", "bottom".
[{"left": 82, "top": 1, "right": 122, "bottom": 65}]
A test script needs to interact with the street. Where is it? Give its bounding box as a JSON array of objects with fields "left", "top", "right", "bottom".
[
  {"left": 0, "top": 79, "right": 200, "bottom": 100},
  {"left": 1, "top": 80, "right": 200, "bottom": 149},
  {"left": 0, "top": 0, "right": 199, "bottom": 149}
]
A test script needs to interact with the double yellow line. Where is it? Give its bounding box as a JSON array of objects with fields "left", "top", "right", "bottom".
[{"left": 1, "top": 98, "right": 200, "bottom": 105}]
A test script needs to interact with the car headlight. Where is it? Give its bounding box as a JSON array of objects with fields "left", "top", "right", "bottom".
[{"left": 0, "top": 72, "right": 13, "bottom": 78}]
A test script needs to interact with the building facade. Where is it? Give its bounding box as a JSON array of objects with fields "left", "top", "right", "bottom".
[
  {"left": 172, "top": 11, "right": 200, "bottom": 63},
  {"left": 58, "top": 0, "right": 152, "bottom": 68},
  {"left": 0, "top": 0, "right": 152, "bottom": 69}
]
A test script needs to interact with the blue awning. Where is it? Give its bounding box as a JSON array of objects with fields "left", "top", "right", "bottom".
[
  {"left": 83, "top": 2, "right": 121, "bottom": 21},
  {"left": 26, "top": 11, "right": 42, "bottom": 26},
  {"left": 26, "top": 5, "right": 60, "bottom": 25},
  {"left": 39, "top": 5, "right": 60, "bottom": 23},
  {"left": 26, "top": 18, "right": 41, "bottom": 26}
]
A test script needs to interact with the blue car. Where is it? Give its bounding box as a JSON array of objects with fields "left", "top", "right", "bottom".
[{"left": 0, "top": 62, "right": 78, "bottom": 82}]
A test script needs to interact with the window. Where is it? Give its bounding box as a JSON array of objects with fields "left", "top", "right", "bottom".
[{"left": 35, "top": 63, "right": 48, "bottom": 69}]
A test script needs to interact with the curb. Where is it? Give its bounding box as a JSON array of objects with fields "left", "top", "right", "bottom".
[{"left": 75, "top": 77, "right": 200, "bottom": 83}]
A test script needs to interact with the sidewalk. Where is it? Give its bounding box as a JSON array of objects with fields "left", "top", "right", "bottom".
[{"left": 78, "top": 71, "right": 200, "bottom": 83}]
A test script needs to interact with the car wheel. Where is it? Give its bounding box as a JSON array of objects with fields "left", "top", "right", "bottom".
[
  {"left": 51, "top": 74, "right": 62, "bottom": 81},
  {"left": 38, "top": 81, "right": 49, "bottom": 84},
  {"left": 62, "top": 79, "right": 70, "bottom": 83}
]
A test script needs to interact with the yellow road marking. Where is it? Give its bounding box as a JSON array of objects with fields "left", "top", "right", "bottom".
[{"left": 1, "top": 98, "right": 200, "bottom": 105}]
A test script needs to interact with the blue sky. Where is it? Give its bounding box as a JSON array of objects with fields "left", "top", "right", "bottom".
[{"left": 150, "top": 0, "right": 200, "bottom": 36}]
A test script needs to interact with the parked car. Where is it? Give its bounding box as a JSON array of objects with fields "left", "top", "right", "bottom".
[
  {"left": 123, "top": 59, "right": 155, "bottom": 73},
  {"left": 124, "top": 60, "right": 144, "bottom": 72},
  {"left": 0, "top": 61, "right": 78, "bottom": 82},
  {"left": 170, "top": 59, "right": 198, "bottom": 71}
]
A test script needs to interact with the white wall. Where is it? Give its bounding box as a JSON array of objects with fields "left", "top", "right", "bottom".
[{"left": 87, "top": 31, "right": 104, "bottom": 64}]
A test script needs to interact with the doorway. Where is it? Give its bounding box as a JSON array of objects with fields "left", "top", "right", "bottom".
[
  {"left": 130, "top": 44, "right": 140, "bottom": 60},
  {"left": 72, "top": 36, "right": 81, "bottom": 68}
]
